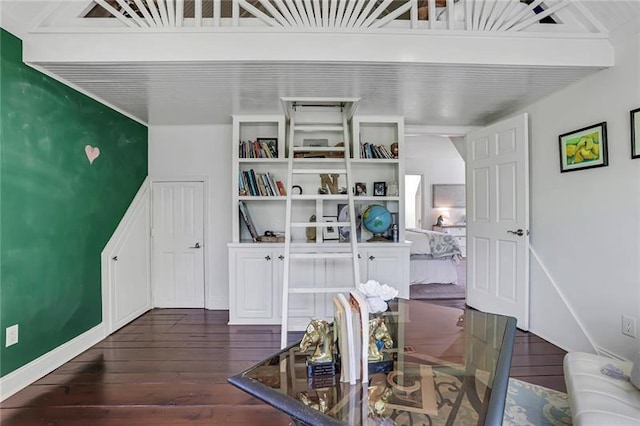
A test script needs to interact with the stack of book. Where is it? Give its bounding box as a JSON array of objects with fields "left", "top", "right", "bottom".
[
  {"left": 359, "top": 142, "right": 394, "bottom": 159},
  {"left": 239, "top": 139, "right": 278, "bottom": 158},
  {"left": 239, "top": 170, "right": 286, "bottom": 197}
]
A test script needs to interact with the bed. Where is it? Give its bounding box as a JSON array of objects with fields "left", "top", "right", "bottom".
[{"left": 405, "top": 228, "right": 463, "bottom": 285}]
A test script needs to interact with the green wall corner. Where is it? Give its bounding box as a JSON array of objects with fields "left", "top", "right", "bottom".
[{"left": 0, "top": 28, "right": 148, "bottom": 377}]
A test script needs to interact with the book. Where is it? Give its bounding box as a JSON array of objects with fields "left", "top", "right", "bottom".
[
  {"left": 336, "top": 293, "right": 357, "bottom": 384},
  {"left": 333, "top": 296, "right": 349, "bottom": 383},
  {"left": 256, "top": 173, "right": 268, "bottom": 196},
  {"left": 238, "top": 201, "right": 259, "bottom": 241},
  {"left": 349, "top": 290, "right": 370, "bottom": 385},
  {"left": 247, "top": 169, "right": 259, "bottom": 196},
  {"left": 276, "top": 181, "right": 287, "bottom": 196}
]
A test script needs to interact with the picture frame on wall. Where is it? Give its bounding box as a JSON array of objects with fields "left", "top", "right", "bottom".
[
  {"left": 631, "top": 108, "right": 640, "bottom": 159},
  {"left": 432, "top": 184, "right": 465, "bottom": 208},
  {"left": 558, "top": 122, "right": 608, "bottom": 173}
]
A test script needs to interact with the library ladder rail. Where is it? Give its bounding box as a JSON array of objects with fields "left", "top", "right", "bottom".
[{"left": 280, "top": 97, "right": 361, "bottom": 348}]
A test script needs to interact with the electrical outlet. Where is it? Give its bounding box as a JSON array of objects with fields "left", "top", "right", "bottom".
[
  {"left": 5, "top": 324, "right": 19, "bottom": 347},
  {"left": 622, "top": 315, "right": 636, "bottom": 338}
]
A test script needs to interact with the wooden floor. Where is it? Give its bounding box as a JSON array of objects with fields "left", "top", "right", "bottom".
[{"left": 0, "top": 306, "right": 567, "bottom": 425}]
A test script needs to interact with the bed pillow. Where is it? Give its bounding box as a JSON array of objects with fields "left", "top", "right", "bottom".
[{"left": 405, "top": 229, "right": 431, "bottom": 255}]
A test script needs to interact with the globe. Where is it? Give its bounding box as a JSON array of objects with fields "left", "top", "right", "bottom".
[{"left": 362, "top": 204, "right": 393, "bottom": 242}]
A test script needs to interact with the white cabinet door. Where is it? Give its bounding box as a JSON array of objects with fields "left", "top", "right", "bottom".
[
  {"left": 288, "top": 257, "right": 317, "bottom": 320},
  {"left": 361, "top": 246, "right": 410, "bottom": 298},
  {"left": 232, "top": 249, "right": 276, "bottom": 320}
]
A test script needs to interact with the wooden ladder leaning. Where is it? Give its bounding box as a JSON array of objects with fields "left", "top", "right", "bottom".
[{"left": 280, "top": 98, "right": 361, "bottom": 348}]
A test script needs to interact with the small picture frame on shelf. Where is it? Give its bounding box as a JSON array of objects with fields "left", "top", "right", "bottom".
[
  {"left": 257, "top": 138, "right": 278, "bottom": 158},
  {"left": 355, "top": 182, "right": 367, "bottom": 196},
  {"left": 322, "top": 216, "right": 339, "bottom": 241},
  {"left": 373, "top": 181, "right": 387, "bottom": 197}
]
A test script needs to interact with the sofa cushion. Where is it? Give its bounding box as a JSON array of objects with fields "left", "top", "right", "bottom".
[{"left": 564, "top": 352, "right": 640, "bottom": 425}]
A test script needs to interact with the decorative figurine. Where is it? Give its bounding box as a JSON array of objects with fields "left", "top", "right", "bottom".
[
  {"left": 298, "top": 391, "right": 329, "bottom": 413},
  {"left": 300, "top": 319, "right": 334, "bottom": 364},
  {"left": 368, "top": 317, "right": 393, "bottom": 362},
  {"left": 390, "top": 142, "right": 399, "bottom": 159},
  {"left": 319, "top": 173, "right": 340, "bottom": 194},
  {"left": 368, "top": 385, "right": 393, "bottom": 417}
]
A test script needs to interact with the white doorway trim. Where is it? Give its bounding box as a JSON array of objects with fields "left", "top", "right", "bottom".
[{"left": 150, "top": 175, "right": 210, "bottom": 309}]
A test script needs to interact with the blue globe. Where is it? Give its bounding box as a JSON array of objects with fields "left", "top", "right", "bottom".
[{"left": 362, "top": 204, "right": 392, "bottom": 236}]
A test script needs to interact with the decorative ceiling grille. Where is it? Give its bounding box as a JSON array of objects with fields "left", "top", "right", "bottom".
[{"left": 83, "top": 0, "right": 572, "bottom": 31}]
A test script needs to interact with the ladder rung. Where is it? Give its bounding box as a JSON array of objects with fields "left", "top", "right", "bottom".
[
  {"left": 291, "top": 221, "right": 351, "bottom": 227},
  {"left": 291, "top": 194, "right": 349, "bottom": 201},
  {"left": 292, "top": 169, "right": 347, "bottom": 174},
  {"left": 294, "top": 125, "right": 343, "bottom": 132},
  {"left": 289, "top": 253, "right": 354, "bottom": 260},
  {"left": 292, "top": 146, "right": 345, "bottom": 152},
  {"left": 289, "top": 287, "right": 356, "bottom": 294}
]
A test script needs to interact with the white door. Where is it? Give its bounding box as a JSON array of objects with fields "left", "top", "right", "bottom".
[
  {"left": 465, "top": 113, "right": 530, "bottom": 330},
  {"left": 152, "top": 181, "right": 205, "bottom": 308}
]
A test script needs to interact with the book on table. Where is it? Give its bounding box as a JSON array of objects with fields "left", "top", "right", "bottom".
[
  {"left": 349, "top": 290, "right": 369, "bottom": 385},
  {"left": 336, "top": 293, "right": 359, "bottom": 384}
]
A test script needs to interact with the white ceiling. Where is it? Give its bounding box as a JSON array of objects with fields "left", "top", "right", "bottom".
[
  {"left": 3, "top": 1, "right": 640, "bottom": 127},
  {"left": 36, "top": 61, "right": 600, "bottom": 126}
]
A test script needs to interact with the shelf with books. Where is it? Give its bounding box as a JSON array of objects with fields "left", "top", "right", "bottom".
[
  {"left": 352, "top": 116, "right": 402, "bottom": 162},
  {"left": 232, "top": 115, "right": 287, "bottom": 244}
]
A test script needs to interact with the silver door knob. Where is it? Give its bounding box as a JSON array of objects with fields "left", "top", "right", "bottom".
[
  {"left": 190, "top": 242, "right": 201, "bottom": 249},
  {"left": 507, "top": 229, "right": 524, "bottom": 236}
]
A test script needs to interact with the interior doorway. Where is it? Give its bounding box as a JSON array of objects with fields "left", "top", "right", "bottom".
[
  {"left": 151, "top": 181, "right": 206, "bottom": 308},
  {"left": 404, "top": 134, "right": 466, "bottom": 304}
]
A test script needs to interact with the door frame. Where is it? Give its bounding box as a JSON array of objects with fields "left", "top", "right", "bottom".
[{"left": 150, "top": 176, "right": 210, "bottom": 309}]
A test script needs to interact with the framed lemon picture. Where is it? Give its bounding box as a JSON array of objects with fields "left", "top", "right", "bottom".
[{"left": 559, "top": 122, "right": 608, "bottom": 173}]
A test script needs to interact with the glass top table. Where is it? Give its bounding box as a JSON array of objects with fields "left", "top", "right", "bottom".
[{"left": 228, "top": 299, "right": 516, "bottom": 426}]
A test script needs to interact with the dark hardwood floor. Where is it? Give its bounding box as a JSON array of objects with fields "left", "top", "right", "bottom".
[{"left": 0, "top": 306, "right": 567, "bottom": 425}]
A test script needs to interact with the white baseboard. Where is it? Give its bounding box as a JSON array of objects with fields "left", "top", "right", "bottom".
[
  {"left": 0, "top": 323, "right": 105, "bottom": 402},
  {"left": 596, "top": 346, "right": 628, "bottom": 362}
]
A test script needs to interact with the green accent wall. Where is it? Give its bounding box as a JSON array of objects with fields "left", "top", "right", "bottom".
[{"left": 0, "top": 29, "right": 148, "bottom": 377}]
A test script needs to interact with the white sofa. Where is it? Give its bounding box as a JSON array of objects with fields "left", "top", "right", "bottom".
[{"left": 564, "top": 352, "right": 640, "bottom": 425}]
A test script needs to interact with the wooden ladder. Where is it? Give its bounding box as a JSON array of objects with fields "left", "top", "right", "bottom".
[{"left": 280, "top": 98, "right": 361, "bottom": 348}]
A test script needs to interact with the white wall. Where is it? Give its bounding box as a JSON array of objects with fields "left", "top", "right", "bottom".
[
  {"left": 521, "top": 28, "right": 640, "bottom": 359},
  {"left": 405, "top": 135, "right": 466, "bottom": 228},
  {"left": 149, "top": 125, "right": 232, "bottom": 309}
]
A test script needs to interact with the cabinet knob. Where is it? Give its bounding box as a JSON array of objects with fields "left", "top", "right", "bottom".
[
  {"left": 112, "top": 256, "right": 118, "bottom": 261},
  {"left": 369, "top": 255, "right": 375, "bottom": 261},
  {"left": 278, "top": 255, "right": 284, "bottom": 260},
  {"left": 265, "top": 255, "right": 271, "bottom": 261},
  {"left": 358, "top": 254, "right": 361, "bottom": 259}
]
